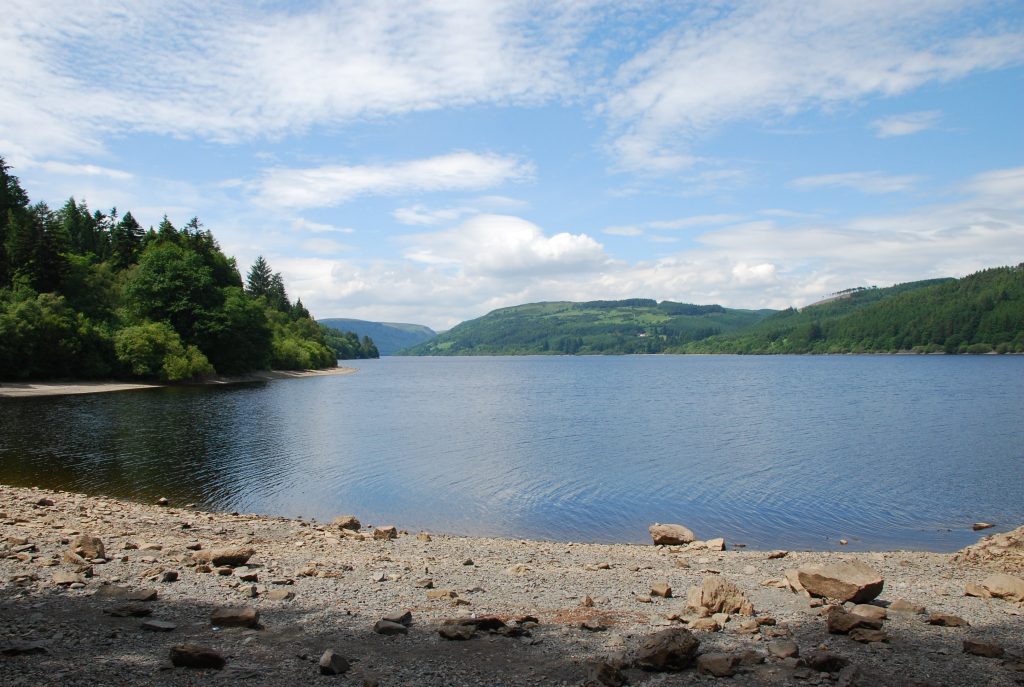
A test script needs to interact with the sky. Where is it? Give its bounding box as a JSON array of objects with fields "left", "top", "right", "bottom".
[{"left": 2, "top": 1, "right": 1023, "bottom": 330}]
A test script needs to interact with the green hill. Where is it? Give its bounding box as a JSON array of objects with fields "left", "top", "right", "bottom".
[
  {"left": 679, "top": 266, "right": 1024, "bottom": 354},
  {"left": 319, "top": 318, "right": 436, "bottom": 356},
  {"left": 399, "top": 299, "right": 774, "bottom": 355}
]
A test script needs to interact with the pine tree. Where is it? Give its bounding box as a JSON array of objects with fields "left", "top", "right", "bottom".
[{"left": 246, "top": 255, "right": 273, "bottom": 297}]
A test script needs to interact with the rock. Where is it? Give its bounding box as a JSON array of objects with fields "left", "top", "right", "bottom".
[
  {"left": 1, "top": 641, "right": 48, "bottom": 655},
  {"left": 839, "top": 539, "right": 849, "bottom": 545},
  {"left": 697, "top": 653, "right": 739, "bottom": 677},
  {"left": 160, "top": 571, "right": 178, "bottom": 583},
  {"left": 36, "top": 497, "right": 54, "bottom": 506},
  {"left": 265, "top": 589, "right": 294, "bottom": 601},
  {"left": 650, "top": 582, "right": 672, "bottom": 598},
  {"left": 973, "top": 522, "right": 994, "bottom": 530},
  {"left": 635, "top": 595, "right": 652, "bottom": 603},
  {"left": 332, "top": 515, "right": 361, "bottom": 531},
  {"left": 415, "top": 578, "right": 434, "bottom": 588},
  {"left": 826, "top": 607, "right": 883, "bottom": 634},
  {"left": 704, "top": 537, "right": 725, "bottom": 551},
  {"left": 696, "top": 576, "right": 754, "bottom": 615},
  {"left": 169, "top": 644, "right": 225, "bottom": 670},
  {"left": 438, "top": 625, "right": 475, "bottom": 640},
  {"left": 462, "top": 558, "right": 474, "bottom": 566},
  {"left": 768, "top": 639, "right": 799, "bottom": 658},
  {"left": 62, "top": 550, "right": 88, "bottom": 566},
  {"left": 964, "top": 582, "right": 991, "bottom": 598},
  {"left": 963, "top": 640, "right": 1004, "bottom": 658},
  {"left": 848, "top": 628, "right": 888, "bottom": 643},
  {"left": 581, "top": 595, "right": 594, "bottom": 607},
  {"left": 803, "top": 649, "right": 850, "bottom": 673},
  {"left": 588, "top": 661, "right": 627, "bottom": 687},
  {"left": 381, "top": 610, "right": 412, "bottom": 626},
  {"left": 449, "top": 616, "right": 505, "bottom": 632},
  {"left": 210, "top": 607, "right": 260, "bottom": 628},
  {"left": 581, "top": 619, "right": 607, "bottom": 632},
  {"left": 954, "top": 525, "right": 1024, "bottom": 570},
  {"left": 128, "top": 588, "right": 159, "bottom": 602},
  {"left": 783, "top": 569, "right": 806, "bottom": 593},
  {"left": 156, "top": 497, "right": 169, "bottom": 506},
  {"left": 836, "top": 664, "right": 882, "bottom": 687},
  {"left": 416, "top": 532, "right": 432, "bottom": 542},
  {"left": 373, "top": 526, "right": 397, "bottom": 540},
  {"left": 851, "top": 604, "right": 886, "bottom": 620},
  {"left": 192, "top": 547, "right": 254, "bottom": 567},
  {"left": 319, "top": 648, "right": 350, "bottom": 675},
  {"left": 928, "top": 612, "right": 969, "bottom": 627},
  {"left": 71, "top": 534, "right": 105, "bottom": 560},
  {"left": 768, "top": 550, "right": 789, "bottom": 559},
  {"left": 141, "top": 620, "right": 177, "bottom": 632},
  {"left": 888, "top": 598, "right": 926, "bottom": 615},
  {"left": 104, "top": 603, "right": 152, "bottom": 617},
  {"left": 52, "top": 571, "right": 85, "bottom": 586},
  {"left": 426, "top": 589, "right": 457, "bottom": 600},
  {"left": 980, "top": 573, "right": 1024, "bottom": 602},
  {"left": 735, "top": 618, "right": 759, "bottom": 634},
  {"left": 688, "top": 617, "right": 720, "bottom": 632},
  {"left": 373, "top": 620, "right": 407, "bottom": 635},
  {"left": 634, "top": 627, "right": 700, "bottom": 672},
  {"left": 648, "top": 523, "right": 695, "bottom": 546},
  {"left": 797, "top": 560, "right": 884, "bottom": 603}
]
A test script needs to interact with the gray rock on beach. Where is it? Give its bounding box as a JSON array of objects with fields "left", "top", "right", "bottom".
[
  {"left": 634, "top": 627, "right": 700, "bottom": 671},
  {"left": 319, "top": 648, "right": 350, "bottom": 675},
  {"left": 210, "top": 607, "right": 260, "bottom": 628},
  {"left": 980, "top": 573, "right": 1024, "bottom": 602},
  {"left": 797, "top": 559, "right": 884, "bottom": 603},
  {"left": 192, "top": 547, "right": 254, "bottom": 567},
  {"left": 70, "top": 534, "right": 105, "bottom": 560},
  {"left": 332, "top": 515, "right": 361, "bottom": 531},
  {"left": 169, "top": 644, "right": 226, "bottom": 670},
  {"left": 648, "top": 523, "right": 695, "bottom": 545}
]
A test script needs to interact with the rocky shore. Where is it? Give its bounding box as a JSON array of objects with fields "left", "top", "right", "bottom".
[{"left": 1, "top": 485, "right": 1021, "bottom": 686}]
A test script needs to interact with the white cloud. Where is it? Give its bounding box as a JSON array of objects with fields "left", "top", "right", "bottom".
[
  {"left": 393, "top": 204, "right": 475, "bottom": 226},
  {"left": 605, "top": 2, "right": 1024, "bottom": 170},
  {"left": 603, "top": 225, "right": 644, "bottom": 236},
  {"left": 256, "top": 152, "right": 534, "bottom": 209},
  {"left": 648, "top": 214, "right": 744, "bottom": 230},
  {"left": 791, "top": 171, "right": 922, "bottom": 194},
  {"left": 300, "top": 238, "right": 353, "bottom": 256},
  {"left": 871, "top": 110, "right": 943, "bottom": 137},
  {"left": 291, "top": 218, "right": 354, "bottom": 234},
  {"left": 35, "top": 160, "right": 133, "bottom": 180}
]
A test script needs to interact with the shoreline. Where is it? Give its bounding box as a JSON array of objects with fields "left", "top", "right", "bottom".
[
  {"left": 0, "top": 366, "right": 356, "bottom": 399},
  {"left": 1, "top": 484, "right": 1021, "bottom": 685}
]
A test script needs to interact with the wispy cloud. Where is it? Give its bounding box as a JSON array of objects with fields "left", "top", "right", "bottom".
[
  {"left": 605, "top": 2, "right": 1024, "bottom": 170},
  {"left": 256, "top": 152, "right": 534, "bottom": 209},
  {"left": 291, "top": 218, "right": 354, "bottom": 234},
  {"left": 791, "top": 171, "right": 922, "bottom": 194},
  {"left": 871, "top": 110, "right": 943, "bottom": 137}
]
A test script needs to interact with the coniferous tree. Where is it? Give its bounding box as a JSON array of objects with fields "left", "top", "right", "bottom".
[{"left": 246, "top": 255, "right": 273, "bottom": 297}]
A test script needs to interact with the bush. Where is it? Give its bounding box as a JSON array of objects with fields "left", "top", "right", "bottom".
[{"left": 114, "top": 321, "right": 213, "bottom": 381}]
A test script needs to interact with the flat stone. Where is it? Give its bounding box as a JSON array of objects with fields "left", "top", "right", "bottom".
[
  {"left": 634, "top": 627, "right": 700, "bottom": 672},
  {"left": 650, "top": 582, "right": 672, "bottom": 598},
  {"left": 981, "top": 573, "right": 1024, "bottom": 602},
  {"left": 688, "top": 617, "right": 720, "bottom": 632},
  {"left": 928, "top": 612, "right": 969, "bottom": 627},
  {"left": 426, "top": 589, "right": 457, "bottom": 599},
  {"left": 581, "top": 619, "right": 607, "bottom": 632},
  {"left": 104, "top": 603, "right": 153, "bottom": 617},
  {"left": 649, "top": 523, "right": 695, "bottom": 546},
  {"left": 767, "top": 639, "right": 799, "bottom": 658},
  {"left": 169, "top": 644, "right": 225, "bottom": 670},
  {"left": 888, "top": 598, "right": 926, "bottom": 615},
  {"left": 373, "top": 620, "right": 407, "bottom": 635},
  {"left": 52, "top": 571, "right": 85, "bottom": 586},
  {"left": 803, "top": 649, "right": 850, "bottom": 673},
  {"left": 767, "top": 550, "right": 789, "bottom": 559},
  {"left": 965, "top": 582, "right": 991, "bottom": 598},
  {"left": 265, "top": 589, "right": 294, "bottom": 601},
  {"left": 373, "top": 526, "right": 397, "bottom": 540},
  {"left": 382, "top": 610, "right": 412, "bottom": 626},
  {"left": 141, "top": 620, "right": 177, "bottom": 632},
  {"left": 1, "top": 642, "right": 48, "bottom": 655},
  {"left": 851, "top": 604, "right": 886, "bottom": 620},
  {"left": 797, "top": 560, "right": 884, "bottom": 603},
  {"left": 332, "top": 515, "right": 361, "bottom": 531},
  {"left": 848, "top": 628, "right": 888, "bottom": 643},
  {"left": 697, "top": 653, "right": 739, "bottom": 677},
  {"left": 438, "top": 625, "right": 475, "bottom": 640},
  {"left": 210, "top": 607, "right": 260, "bottom": 628},
  {"left": 826, "top": 607, "right": 883, "bottom": 634},
  {"left": 972, "top": 522, "right": 994, "bottom": 530},
  {"left": 319, "top": 648, "right": 350, "bottom": 675},
  {"left": 963, "top": 640, "right": 1004, "bottom": 658},
  {"left": 192, "top": 547, "right": 254, "bottom": 567}
]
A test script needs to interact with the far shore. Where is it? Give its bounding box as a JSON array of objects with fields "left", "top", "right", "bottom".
[{"left": 0, "top": 366, "right": 356, "bottom": 399}]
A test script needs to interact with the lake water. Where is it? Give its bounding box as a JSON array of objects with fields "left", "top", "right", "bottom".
[{"left": 2, "top": 355, "right": 1022, "bottom": 551}]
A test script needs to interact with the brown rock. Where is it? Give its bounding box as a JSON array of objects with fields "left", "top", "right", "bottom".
[
  {"left": 826, "top": 607, "right": 883, "bottom": 634},
  {"left": 697, "top": 576, "right": 754, "bottom": 615},
  {"left": 928, "top": 612, "right": 969, "bottom": 627},
  {"left": 210, "top": 607, "right": 260, "bottom": 628},
  {"left": 382, "top": 610, "right": 412, "bottom": 626},
  {"left": 52, "top": 571, "right": 84, "bottom": 586},
  {"left": 373, "top": 526, "right": 398, "bottom": 540},
  {"left": 964, "top": 582, "right": 991, "bottom": 598},
  {"left": 416, "top": 532, "right": 432, "bottom": 542},
  {"left": 319, "top": 648, "right": 350, "bottom": 675},
  {"left": 648, "top": 523, "right": 695, "bottom": 546},
  {"left": 767, "top": 550, "right": 789, "bottom": 559},
  {"left": 697, "top": 653, "right": 739, "bottom": 677},
  {"left": 797, "top": 560, "right": 884, "bottom": 603},
  {"left": 851, "top": 604, "right": 886, "bottom": 620},
  {"left": 981, "top": 573, "right": 1024, "bottom": 602},
  {"left": 265, "top": 589, "right": 294, "bottom": 601},
  {"left": 141, "top": 620, "right": 177, "bottom": 632},
  {"left": 704, "top": 537, "right": 726, "bottom": 551},
  {"left": 438, "top": 625, "right": 475, "bottom": 640},
  {"left": 104, "top": 603, "right": 152, "bottom": 617},
  {"left": 688, "top": 617, "right": 720, "bottom": 632},
  {"left": 634, "top": 627, "right": 700, "bottom": 672},
  {"left": 156, "top": 497, "right": 169, "bottom": 506},
  {"left": 972, "top": 522, "right": 994, "bottom": 530},
  {"left": 169, "top": 644, "right": 225, "bottom": 670},
  {"left": 581, "top": 619, "right": 607, "bottom": 632},
  {"left": 848, "top": 628, "right": 888, "bottom": 643},
  {"left": 71, "top": 534, "right": 105, "bottom": 560},
  {"left": 963, "top": 640, "right": 1004, "bottom": 658},
  {"left": 804, "top": 649, "right": 850, "bottom": 673},
  {"left": 588, "top": 661, "right": 627, "bottom": 687},
  {"left": 373, "top": 620, "right": 407, "bottom": 635},
  {"left": 767, "top": 639, "right": 799, "bottom": 658},
  {"left": 332, "top": 515, "right": 361, "bottom": 531},
  {"left": 650, "top": 582, "right": 672, "bottom": 598},
  {"left": 192, "top": 547, "right": 254, "bottom": 567},
  {"left": 888, "top": 598, "right": 926, "bottom": 615}
]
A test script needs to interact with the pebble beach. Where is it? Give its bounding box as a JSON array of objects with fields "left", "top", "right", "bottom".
[{"left": 1, "top": 484, "right": 1022, "bottom": 686}]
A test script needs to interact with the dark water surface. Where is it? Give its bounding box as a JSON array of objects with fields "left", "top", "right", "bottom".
[{"left": 2, "top": 355, "right": 1022, "bottom": 550}]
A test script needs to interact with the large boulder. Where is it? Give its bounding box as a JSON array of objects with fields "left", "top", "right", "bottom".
[
  {"left": 634, "top": 628, "right": 700, "bottom": 671},
  {"left": 693, "top": 576, "right": 754, "bottom": 615},
  {"left": 954, "top": 525, "right": 1024, "bottom": 572},
  {"left": 797, "top": 560, "right": 884, "bottom": 603},
  {"left": 980, "top": 573, "right": 1024, "bottom": 603},
  {"left": 332, "top": 515, "right": 361, "bottom": 531},
  {"left": 70, "top": 534, "right": 105, "bottom": 560},
  {"left": 192, "top": 547, "right": 254, "bottom": 567},
  {"left": 648, "top": 523, "right": 695, "bottom": 546}
]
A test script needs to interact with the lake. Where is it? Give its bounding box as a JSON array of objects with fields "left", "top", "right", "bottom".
[{"left": 2, "top": 355, "right": 1022, "bottom": 551}]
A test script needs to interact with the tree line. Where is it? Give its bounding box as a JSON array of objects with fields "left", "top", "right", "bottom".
[{"left": 0, "top": 157, "right": 377, "bottom": 381}]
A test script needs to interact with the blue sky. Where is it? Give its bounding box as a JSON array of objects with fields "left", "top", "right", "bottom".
[{"left": 3, "top": 1, "right": 1023, "bottom": 329}]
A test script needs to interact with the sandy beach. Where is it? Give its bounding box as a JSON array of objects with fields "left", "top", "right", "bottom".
[
  {"left": 0, "top": 367, "right": 356, "bottom": 399},
  {"left": 0, "top": 485, "right": 1021, "bottom": 686}
]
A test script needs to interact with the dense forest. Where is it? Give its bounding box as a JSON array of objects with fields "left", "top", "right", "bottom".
[
  {"left": 401, "top": 268, "right": 1024, "bottom": 356},
  {"left": 0, "top": 157, "right": 376, "bottom": 381},
  {"left": 680, "top": 267, "right": 1024, "bottom": 354},
  {"left": 401, "top": 299, "right": 773, "bottom": 355},
  {"left": 319, "top": 318, "right": 436, "bottom": 356}
]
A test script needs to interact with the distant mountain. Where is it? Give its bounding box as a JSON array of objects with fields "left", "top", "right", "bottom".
[
  {"left": 319, "top": 318, "right": 436, "bottom": 356},
  {"left": 680, "top": 265, "right": 1024, "bottom": 354},
  {"left": 399, "top": 299, "right": 774, "bottom": 355}
]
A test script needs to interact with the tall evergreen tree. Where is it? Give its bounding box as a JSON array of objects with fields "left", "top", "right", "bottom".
[{"left": 246, "top": 255, "right": 273, "bottom": 297}]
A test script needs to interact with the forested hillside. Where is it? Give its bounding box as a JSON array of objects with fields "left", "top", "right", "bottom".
[
  {"left": 400, "top": 299, "right": 773, "bottom": 355},
  {"left": 320, "top": 318, "right": 436, "bottom": 355},
  {"left": 0, "top": 157, "right": 376, "bottom": 381},
  {"left": 680, "top": 267, "right": 1024, "bottom": 354}
]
